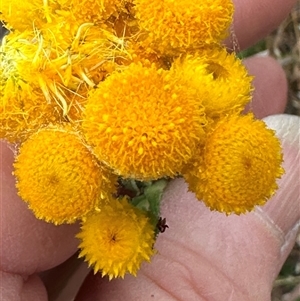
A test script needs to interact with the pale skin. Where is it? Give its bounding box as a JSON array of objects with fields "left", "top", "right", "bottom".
[{"left": 0, "top": 0, "right": 299, "bottom": 300}]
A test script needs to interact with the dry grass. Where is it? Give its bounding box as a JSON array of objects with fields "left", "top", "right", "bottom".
[{"left": 267, "top": 1, "right": 300, "bottom": 116}]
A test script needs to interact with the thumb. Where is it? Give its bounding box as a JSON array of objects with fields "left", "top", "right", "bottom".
[
  {"left": 75, "top": 114, "right": 300, "bottom": 301},
  {"left": 258, "top": 114, "right": 300, "bottom": 268}
]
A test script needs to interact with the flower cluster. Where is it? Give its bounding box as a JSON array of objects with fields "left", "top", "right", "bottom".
[{"left": 1, "top": 0, "right": 283, "bottom": 279}]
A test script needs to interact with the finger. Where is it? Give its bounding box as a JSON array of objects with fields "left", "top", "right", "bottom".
[
  {"left": 227, "top": 0, "right": 297, "bottom": 50},
  {"left": 0, "top": 272, "right": 47, "bottom": 301},
  {"left": 244, "top": 56, "right": 288, "bottom": 118},
  {"left": 75, "top": 114, "right": 300, "bottom": 301},
  {"left": 258, "top": 114, "right": 300, "bottom": 272},
  {"left": 0, "top": 141, "right": 79, "bottom": 275}
]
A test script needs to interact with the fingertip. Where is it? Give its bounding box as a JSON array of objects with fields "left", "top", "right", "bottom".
[
  {"left": 21, "top": 274, "right": 48, "bottom": 301},
  {"left": 244, "top": 55, "right": 288, "bottom": 118},
  {"left": 0, "top": 272, "right": 47, "bottom": 301},
  {"left": 260, "top": 114, "right": 300, "bottom": 242},
  {"left": 229, "top": 0, "right": 296, "bottom": 49}
]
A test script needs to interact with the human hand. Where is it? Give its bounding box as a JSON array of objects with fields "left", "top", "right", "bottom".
[{"left": 0, "top": 0, "right": 299, "bottom": 300}]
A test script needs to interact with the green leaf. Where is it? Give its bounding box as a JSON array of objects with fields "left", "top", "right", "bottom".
[{"left": 131, "top": 178, "right": 169, "bottom": 235}]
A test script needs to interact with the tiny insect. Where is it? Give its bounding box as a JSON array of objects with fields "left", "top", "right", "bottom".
[
  {"left": 157, "top": 217, "right": 169, "bottom": 233},
  {"left": 114, "top": 181, "right": 138, "bottom": 199}
]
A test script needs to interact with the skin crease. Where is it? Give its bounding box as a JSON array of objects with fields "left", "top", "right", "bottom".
[{"left": 0, "top": 0, "right": 298, "bottom": 300}]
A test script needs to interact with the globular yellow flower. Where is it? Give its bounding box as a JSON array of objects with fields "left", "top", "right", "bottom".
[
  {"left": 14, "top": 127, "right": 103, "bottom": 224},
  {"left": 0, "top": 26, "right": 120, "bottom": 139},
  {"left": 39, "top": 12, "right": 126, "bottom": 64},
  {"left": 77, "top": 197, "right": 155, "bottom": 279},
  {"left": 1, "top": 0, "right": 129, "bottom": 32},
  {"left": 0, "top": 32, "right": 66, "bottom": 142},
  {"left": 171, "top": 46, "right": 253, "bottom": 118},
  {"left": 83, "top": 62, "right": 207, "bottom": 180},
  {"left": 183, "top": 114, "right": 284, "bottom": 214},
  {"left": 133, "top": 0, "right": 234, "bottom": 54},
  {"left": 56, "top": 0, "right": 129, "bottom": 23},
  {"left": 0, "top": 0, "right": 58, "bottom": 31},
  {"left": 0, "top": 80, "right": 61, "bottom": 143},
  {"left": 0, "top": 34, "right": 61, "bottom": 142},
  {"left": 10, "top": 26, "right": 116, "bottom": 95}
]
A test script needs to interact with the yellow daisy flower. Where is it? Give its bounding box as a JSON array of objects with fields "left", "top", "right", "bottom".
[
  {"left": 171, "top": 46, "right": 254, "bottom": 118},
  {"left": 83, "top": 62, "right": 207, "bottom": 180},
  {"left": 183, "top": 114, "right": 284, "bottom": 214},
  {"left": 133, "top": 0, "right": 234, "bottom": 54},
  {"left": 77, "top": 197, "right": 156, "bottom": 279},
  {"left": 14, "top": 127, "right": 104, "bottom": 224}
]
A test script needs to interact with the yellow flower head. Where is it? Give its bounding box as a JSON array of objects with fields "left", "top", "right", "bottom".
[
  {"left": 171, "top": 46, "right": 253, "bottom": 118},
  {"left": 133, "top": 0, "right": 234, "bottom": 54},
  {"left": 17, "top": 26, "right": 116, "bottom": 92},
  {"left": 0, "top": 34, "right": 61, "bottom": 142},
  {"left": 83, "top": 62, "right": 207, "bottom": 180},
  {"left": 0, "top": 0, "right": 57, "bottom": 31},
  {"left": 77, "top": 197, "right": 155, "bottom": 279},
  {"left": 1, "top": 0, "right": 129, "bottom": 32},
  {"left": 0, "top": 26, "right": 120, "bottom": 137},
  {"left": 183, "top": 114, "right": 284, "bottom": 214},
  {"left": 0, "top": 77, "right": 58, "bottom": 143},
  {"left": 56, "top": 0, "right": 129, "bottom": 23},
  {"left": 0, "top": 32, "right": 72, "bottom": 142},
  {"left": 14, "top": 127, "right": 104, "bottom": 224}
]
